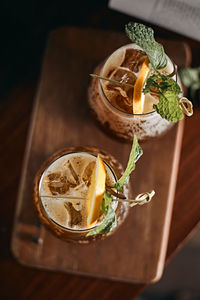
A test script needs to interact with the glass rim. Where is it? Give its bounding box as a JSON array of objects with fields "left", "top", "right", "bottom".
[
  {"left": 39, "top": 151, "right": 118, "bottom": 233},
  {"left": 99, "top": 43, "right": 177, "bottom": 117}
]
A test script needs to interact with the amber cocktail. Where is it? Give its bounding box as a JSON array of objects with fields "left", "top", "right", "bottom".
[
  {"left": 89, "top": 44, "right": 178, "bottom": 141},
  {"left": 33, "top": 146, "right": 129, "bottom": 243}
]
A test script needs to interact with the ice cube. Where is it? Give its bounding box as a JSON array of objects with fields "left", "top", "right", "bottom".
[
  {"left": 105, "top": 68, "right": 135, "bottom": 98},
  {"left": 103, "top": 68, "right": 135, "bottom": 113},
  {"left": 42, "top": 197, "right": 68, "bottom": 227},
  {"left": 106, "top": 68, "right": 136, "bottom": 92},
  {"left": 120, "top": 49, "right": 147, "bottom": 73},
  {"left": 63, "top": 160, "right": 80, "bottom": 186},
  {"left": 64, "top": 202, "right": 82, "bottom": 226},
  {"left": 47, "top": 172, "right": 70, "bottom": 195},
  {"left": 82, "top": 161, "right": 95, "bottom": 186},
  {"left": 72, "top": 201, "right": 82, "bottom": 211}
]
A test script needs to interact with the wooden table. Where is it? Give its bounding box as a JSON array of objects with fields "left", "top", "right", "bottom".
[
  {"left": 1, "top": 81, "right": 200, "bottom": 299},
  {"left": 1, "top": 16, "right": 200, "bottom": 300}
]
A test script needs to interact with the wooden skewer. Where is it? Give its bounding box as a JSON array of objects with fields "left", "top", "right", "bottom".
[
  {"left": 90, "top": 73, "right": 134, "bottom": 88},
  {"left": 39, "top": 195, "right": 85, "bottom": 200},
  {"left": 39, "top": 190, "right": 155, "bottom": 206},
  {"left": 40, "top": 194, "right": 143, "bottom": 202},
  {"left": 106, "top": 186, "right": 126, "bottom": 199}
]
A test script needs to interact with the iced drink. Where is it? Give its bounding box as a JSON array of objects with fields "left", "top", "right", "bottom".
[
  {"left": 33, "top": 147, "right": 129, "bottom": 243},
  {"left": 88, "top": 44, "right": 178, "bottom": 141}
]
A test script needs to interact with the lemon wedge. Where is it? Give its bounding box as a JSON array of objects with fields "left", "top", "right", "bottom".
[
  {"left": 133, "top": 57, "right": 150, "bottom": 114},
  {"left": 86, "top": 155, "right": 106, "bottom": 227}
]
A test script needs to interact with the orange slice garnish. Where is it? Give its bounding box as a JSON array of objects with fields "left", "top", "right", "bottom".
[
  {"left": 86, "top": 155, "right": 106, "bottom": 227},
  {"left": 133, "top": 57, "right": 150, "bottom": 114}
]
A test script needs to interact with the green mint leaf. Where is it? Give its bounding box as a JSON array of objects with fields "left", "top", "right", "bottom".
[
  {"left": 153, "top": 90, "right": 184, "bottom": 122},
  {"left": 144, "top": 74, "right": 183, "bottom": 122},
  {"left": 143, "top": 74, "right": 181, "bottom": 95},
  {"left": 117, "top": 135, "right": 143, "bottom": 186},
  {"left": 86, "top": 206, "right": 116, "bottom": 236},
  {"left": 143, "top": 76, "right": 160, "bottom": 94},
  {"left": 114, "top": 183, "right": 124, "bottom": 192},
  {"left": 134, "top": 140, "right": 143, "bottom": 163},
  {"left": 101, "top": 192, "right": 112, "bottom": 214},
  {"left": 125, "top": 22, "right": 167, "bottom": 70}
]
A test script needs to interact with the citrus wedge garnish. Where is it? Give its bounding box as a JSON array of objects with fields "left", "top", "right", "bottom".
[
  {"left": 133, "top": 57, "right": 150, "bottom": 114},
  {"left": 86, "top": 155, "right": 106, "bottom": 227}
]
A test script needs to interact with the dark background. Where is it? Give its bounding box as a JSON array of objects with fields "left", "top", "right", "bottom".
[{"left": 0, "top": 0, "right": 199, "bottom": 101}]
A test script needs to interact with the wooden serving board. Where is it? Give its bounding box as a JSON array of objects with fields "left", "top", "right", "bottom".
[{"left": 11, "top": 27, "right": 189, "bottom": 283}]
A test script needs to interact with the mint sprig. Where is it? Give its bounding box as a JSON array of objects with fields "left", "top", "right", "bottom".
[
  {"left": 155, "top": 91, "right": 184, "bottom": 122},
  {"left": 86, "top": 206, "right": 116, "bottom": 236},
  {"left": 101, "top": 191, "right": 113, "bottom": 214},
  {"left": 86, "top": 135, "right": 142, "bottom": 237},
  {"left": 125, "top": 22, "right": 167, "bottom": 70},
  {"left": 117, "top": 135, "right": 143, "bottom": 187},
  {"left": 143, "top": 74, "right": 184, "bottom": 122}
]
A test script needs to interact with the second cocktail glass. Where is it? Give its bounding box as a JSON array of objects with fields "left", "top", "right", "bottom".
[{"left": 89, "top": 44, "right": 177, "bottom": 141}]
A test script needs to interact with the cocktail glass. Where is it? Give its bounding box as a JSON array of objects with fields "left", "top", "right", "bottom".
[
  {"left": 88, "top": 44, "right": 178, "bottom": 141},
  {"left": 33, "top": 146, "right": 129, "bottom": 243}
]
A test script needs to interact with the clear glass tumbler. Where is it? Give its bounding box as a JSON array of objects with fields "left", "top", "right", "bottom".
[
  {"left": 33, "top": 146, "right": 129, "bottom": 243},
  {"left": 88, "top": 44, "right": 178, "bottom": 141}
]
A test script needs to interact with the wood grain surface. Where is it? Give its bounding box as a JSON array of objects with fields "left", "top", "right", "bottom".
[
  {"left": 1, "top": 81, "right": 200, "bottom": 300},
  {"left": 10, "top": 27, "right": 187, "bottom": 283}
]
